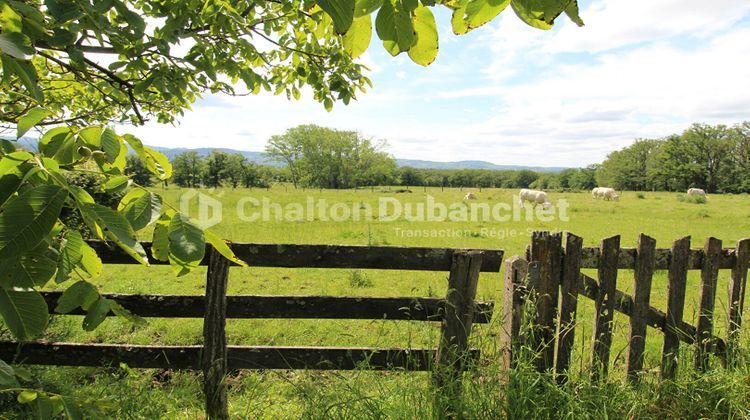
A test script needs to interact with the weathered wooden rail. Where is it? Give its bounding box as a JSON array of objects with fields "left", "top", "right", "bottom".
[
  {"left": 0, "top": 241, "right": 503, "bottom": 419},
  {"left": 501, "top": 232, "right": 750, "bottom": 383}
]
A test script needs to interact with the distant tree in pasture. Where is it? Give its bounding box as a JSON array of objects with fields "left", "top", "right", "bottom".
[
  {"left": 171, "top": 151, "right": 203, "bottom": 188},
  {"left": 224, "top": 154, "right": 246, "bottom": 188},
  {"left": 398, "top": 167, "right": 424, "bottom": 186},
  {"left": 265, "top": 125, "right": 396, "bottom": 189},
  {"left": 597, "top": 139, "right": 663, "bottom": 191},
  {"left": 125, "top": 155, "right": 153, "bottom": 187},
  {"left": 569, "top": 165, "right": 598, "bottom": 191},
  {"left": 202, "top": 151, "right": 230, "bottom": 188},
  {"left": 655, "top": 124, "right": 734, "bottom": 193}
]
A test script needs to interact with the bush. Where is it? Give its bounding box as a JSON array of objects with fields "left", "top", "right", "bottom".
[
  {"left": 636, "top": 192, "right": 646, "bottom": 199},
  {"left": 349, "top": 270, "right": 373, "bottom": 288}
]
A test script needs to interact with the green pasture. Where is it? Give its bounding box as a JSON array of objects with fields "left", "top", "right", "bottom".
[{"left": 4, "top": 186, "right": 750, "bottom": 418}]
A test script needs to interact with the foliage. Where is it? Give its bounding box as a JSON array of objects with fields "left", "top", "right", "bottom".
[
  {"left": 0, "top": 0, "right": 583, "bottom": 128},
  {"left": 599, "top": 122, "right": 750, "bottom": 193},
  {"left": 265, "top": 124, "right": 396, "bottom": 189},
  {"left": 124, "top": 155, "right": 153, "bottom": 187},
  {"left": 171, "top": 151, "right": 203, "bottom": 188}
]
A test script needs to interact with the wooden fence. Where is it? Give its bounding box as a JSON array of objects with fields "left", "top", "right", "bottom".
[
  {"left": 500, "top": 231, "right": 750, "bottom": 383},
  {"left": 0, "top": 241, "right": 503, "bottom": 418}
]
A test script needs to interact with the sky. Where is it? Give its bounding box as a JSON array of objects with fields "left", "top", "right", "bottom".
[{"left": 123, "top": 0, "right": 750, "bottom": 168}]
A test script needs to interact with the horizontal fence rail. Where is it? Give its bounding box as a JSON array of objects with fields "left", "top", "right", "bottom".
[
  {"left": 0, "top": 342, "right": 480, "bottom": 371},
  {"left": 579, "top": 247, "right": 744, "bottom": 270},
  {"left": 39, "top": 292, "right": 495, "bottom": 323},
  {"left": 86, "top": 241, "right": 504, "bottom": 272},
  {"left": 4, "top": 244, "right": 503, "bottom": 419}
]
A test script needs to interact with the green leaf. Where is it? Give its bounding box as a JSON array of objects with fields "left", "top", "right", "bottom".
[
  {"left": 56, "top": 230, "right": 83, "bottom": 284},
  {"left": 0, "top": 359, "right": 19, "bottom": 388},
  {"left": 32, "top": 393, "right": 54, "bottom": 419},
  {"left": 0, "top": 32, "right": 34, "bottom": 59},
  {"left": 80, "top": 203, "right": 149, "bottom": 265},
  {"left": 451, "top": 1, "right": 470, "bottom": 35},
  {"left": 56, "top": 281, "right": 99, "bottom": 313},
  {"left": 0, "top": 3, "right": 23, "bottom": 33},
  {"left": 78, "top": 126, "right": 102, "bottom": 148},
  {"left": 0, "top": 173, "right": 21, "bottom": 208},
  {"left": 168, "top": 213, "right": 205, "bottom": 276},
  {"left": 17, "top": 389, "right": 38, "bottom": 404},
  {"left": 375, "top": 0, "right": 416, "bottom": 56},
  {"left": 0, "top": 289, "right": 49, "bottom": 340},
  {"left": 123, "top": 192, "right": 162, "bottom": 231},
  {"left": 205, "top": 229, "right": 247, "bottom": 267},
  {"left": 17, "top": 108, "right": 50, "bottom": 138},
  {"left": 1, "top": 56, "right": 43, "bottom": 102},
  {"left": 82, "top": 297, "right": 110, "bottom": 331},
  {"left": 151, "top": 215, "right": 171, "bottom": 262},
  {"left": 565, "top": 0, "right": 584, "bottom": 26},
  {"left": 465, "top": 0, "right": 511, "bottom": 31},
  {"left": 343, "top": 15, "right": 372, "bottom": 59},
  {"left": 109, "top": 300, "right": 146, "bottom": 327},
  {"left": 39, "top": 126, "right": 76, "bottom": 165},
  {"left": 102, "top": 175, "right": 130, "bottom": 193},
  {"left": 355, "top": 0, "right": 382, "bottom": 17},
  {"left": 0, "top": 185, "right": 67, "bottom": 261},
  {"left": 117, "top": 188, "right": 147, "bottom": 211},
  {"left": 78, "top": 241, "right": 102, "bottom": 278},
  {"left": 0, "top": 151, "right": 32, "bottom": 176},
  {"left": 100, "top": 128, "right": 122, "bottom": 164},
  {"left": 123, "top": 136, "right": 174, "bottom": 181},
  {"left": 407, "top": 5, "right": 438, "bottom": 66},
  {"left": 59, "top": 396, "right": 83, "bottom": 420},
  {"left": 510, "top": 0, "right": 567, "bottom": 30},
  {"left": 318, "top": 0, "right": 356, "bottom": 34},
  {"left": 0, "top": 252, "right": 57, "bottom": 289}
]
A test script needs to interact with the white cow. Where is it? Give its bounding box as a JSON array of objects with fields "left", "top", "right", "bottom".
[
  {"left": 519, "top": 188, "right": 552, "bottom": 208},
  {"left": 687, "top": 188, "right": 707, "bottom": 198},
  {"left": 464, "top": 192, "right": 477, "bottom": 200},
  {"left": 592, "top": 187, "right": 620, "bottom": 201}
]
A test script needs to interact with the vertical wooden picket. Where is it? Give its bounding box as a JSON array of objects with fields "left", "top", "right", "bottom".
[
  {"left": 727, "top": 238, "right": 750, "bottom": 363},
  {"left": 555, "top": 233, "right": 583, "bottom": 382},
  {"left": 626, "top": 234, "right": 656, "bottom": 383},
  {"left": 501, "top": 256, "right": 529, "bottom": 370},
  {"left": 529, "top": 231, "right": 562, "bottom": 372},
  {"left": 202, "top": 246, "right": 231, "bottom": 419},
  {"left": 661, "top": 236, "right": 690, "bottom": 380},
  {"left": 591, "top": 235, "right": 620, "bottom": 382},
  {"left": 434, "top": 250, "right": 483, "bottom": 416},
  {"left": 696, "top": 237, "right": 722, "bottom": 372}
]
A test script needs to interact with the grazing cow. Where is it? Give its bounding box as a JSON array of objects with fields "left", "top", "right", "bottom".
[
  {"left": 464, "top": 192, "right": 477, "bottom": 200},
  {"left": 687, "top": 188, "right": 707, "bottom": 198},
  {"left": 519, "top": 188, "right": 552, "bottom": 208},
  {"left": 592, "top": 187, "right": 620, "bottom": 201}
]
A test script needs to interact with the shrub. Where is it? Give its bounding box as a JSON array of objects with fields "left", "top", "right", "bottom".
[
  {"left": 636, "top": 192, "right": 646, "bottom": 199},
  {"left": 349, "top": 270, "right": 373, "bottom": 288}
]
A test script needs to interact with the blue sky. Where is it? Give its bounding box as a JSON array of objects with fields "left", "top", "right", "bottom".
[{"left": 124, "top": 0, "right": 750, "bottom": 167}]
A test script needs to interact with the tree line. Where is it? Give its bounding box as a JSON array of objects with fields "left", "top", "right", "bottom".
[
  {"left": 597, "top": 122, "right": 750, "bottom": 193},
  {"left": 128, "top": 122, "right": 749, "bottom": 192}
]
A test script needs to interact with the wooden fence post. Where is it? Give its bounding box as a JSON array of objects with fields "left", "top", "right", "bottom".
[
  {"left": 696, "top": 237, "right": 722, "bottom": 372},
  {"left": 626, "top": 234, "right": 656, "bottom": 384},
  {"left": 202, "top": 246, "right": 231, "bottom": 419},
  {"left": 555, "top": 233, "right": 583, "bottom": 382},
  {"left": 529, "top": 231, "right": 562, "bottom": 372},
  {"left": 434, "top": 250, "right": 484, "bottom": 415},
  {"left": 727, "top": 238, "right": 750, "bottom": 363},
  {"left": 501, "top": 256, "right": 529, "bottom": 371},
  {"left": 591, "top": 235, "right": 620, "bottom": 382},
  {"left": 661, "top": 236, "right": 690, "bottom": 380}
]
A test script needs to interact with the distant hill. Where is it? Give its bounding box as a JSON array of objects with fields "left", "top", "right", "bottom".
[{"left": 11, "top": 138, "right": 568, "bottom": 172}]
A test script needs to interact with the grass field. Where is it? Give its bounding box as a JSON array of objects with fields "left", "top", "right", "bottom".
[{"left": 3, "top": 186, "right": 750, "bottom": 418}]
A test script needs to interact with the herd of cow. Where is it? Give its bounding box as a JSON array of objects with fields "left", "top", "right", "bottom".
[{"left": 461, "top": 187, "right": 708, "bottom": 206}]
